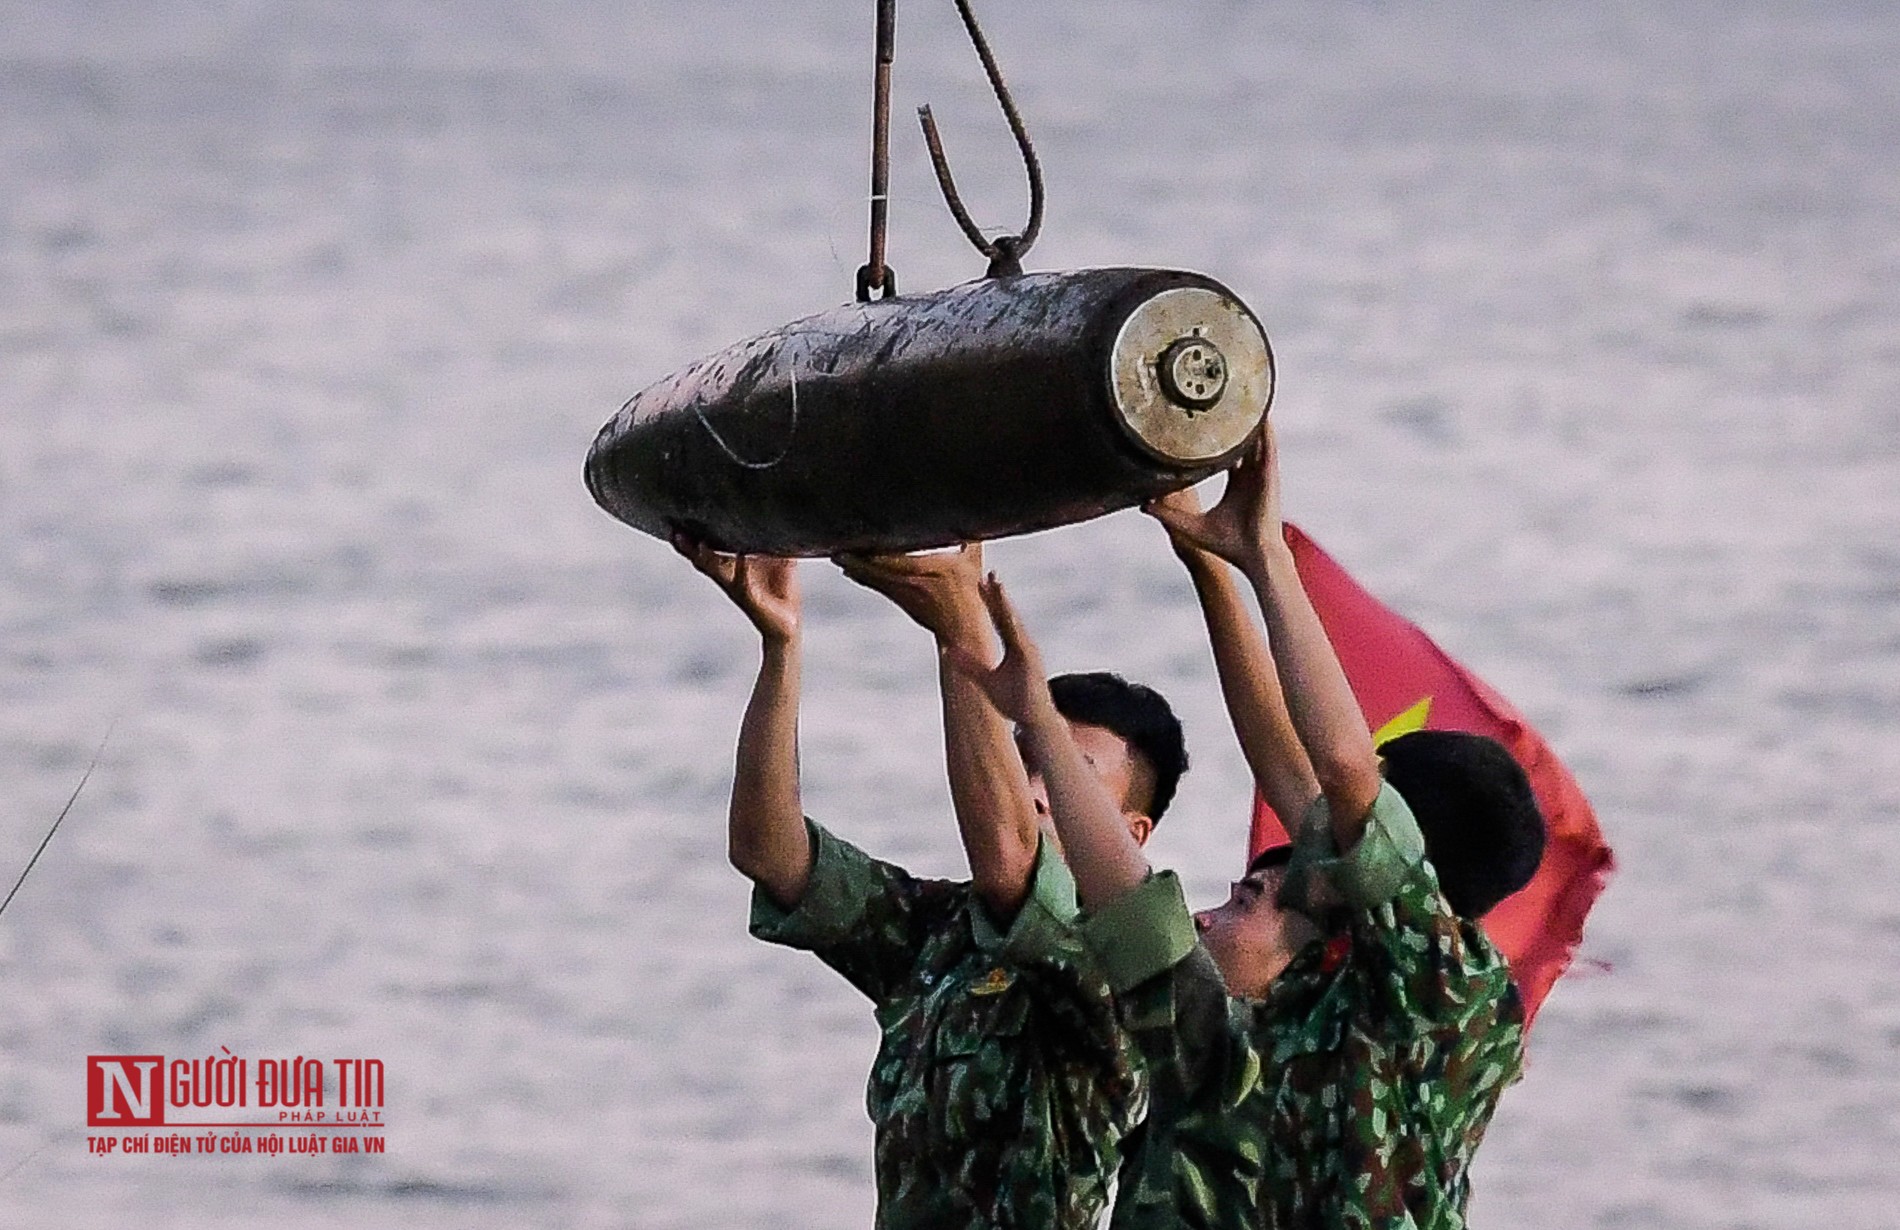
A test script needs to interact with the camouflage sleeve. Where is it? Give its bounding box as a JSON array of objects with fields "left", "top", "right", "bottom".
[
  {"left": 967, "top": 841, "right": 1126, "bottom": 1069},
  {"left": 1347, "top": 846, "right": 1527, "bottom": 1192},
  {"left": 1354, "top": 866, "right": 1525, "bottom": 1043},
  {"left": 1284, "top": 788, "right": 1524, "bottom": 1210},
  {"left": 970, "top": 840, "right": 1151, "bottom": 1195},
  {"left": 968, "top": 834, "right": 1080, "bottom": 968},
  {"left": 1081, "top": 873, "right": 1261, "bottom": 1111},
  {"left": 1276, "top": 782, "right": 1428, "bottom": 918},
  {"left": 1308, "top": 786, "right": 1523, "bottom": 1043},
  {"left": 748, "top": 819, "right": 957, "bottom": 1005}
]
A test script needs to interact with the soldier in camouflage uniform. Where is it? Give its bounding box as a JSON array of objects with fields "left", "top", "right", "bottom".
[
  {"left": 674, "top": 536, "right": 1186, "bottom": 1229},
  {"left": 949, "top": 423, "right": 1545, "bottom": 1229},
  {"left": 1083, "top": 783, "right": 1530, "bottom": 1229}
]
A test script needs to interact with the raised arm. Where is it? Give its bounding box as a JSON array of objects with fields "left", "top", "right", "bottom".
[
  {"left": 674, "top": 536, "right": 812, "bottom": 910},
  {"left": 1148, "top": 487, "right": 1321, "bottom": 830},
  {"left": 1147, "top": 427, "right": 1382, "bottom": 851},
  {"left": 835, "top": 546, "right": 1040, "bottom": 921},
  {"left": 945, "top": 574, "right": 1151, "bottom": 911}
]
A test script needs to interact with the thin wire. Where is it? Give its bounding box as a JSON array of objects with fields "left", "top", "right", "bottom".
[
  {"left": 917, "top": 0, "right": 1044, "bottom": 271},
  {"left": 694, "top": 346, "right": 802, "bottom": 471},
  {"left": 0, "top": 1140, "right": 53, "bottom": 1187},
  {"left": 0, "top": 723, "right": 112, "bottom": 922}
]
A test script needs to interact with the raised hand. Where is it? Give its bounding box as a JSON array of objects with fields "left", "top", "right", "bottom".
[
  {"left": 1148, "top": 483, "right": 1215, "bottom": 564},
  {"left": 942, "top": 572, "right": 1057, "bottom": 728},
  {"left": 1143, "top": 425, "right": 1284, "bottom": 569},
  {"left": 834, "top": 543, "right": 991, "bottom": 659},
  {"left": 672, "top": 533, "right": 800, "bottom": 644}
]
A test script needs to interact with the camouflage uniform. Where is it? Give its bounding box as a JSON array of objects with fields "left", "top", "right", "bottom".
[
  {"left": 751, "top": 819, "right": 1146, "bottom": 1230},
  {"left": 1085, "top": 784, "right": 1526, "bottom": 1229}
]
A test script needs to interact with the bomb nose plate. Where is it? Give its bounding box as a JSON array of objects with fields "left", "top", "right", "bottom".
[
  {"left": 1109, "top": 286, "right": 1273, "bottom": 465},
  {"left": 1159, "top": 337, "right": 1229, "bottom": 409}
]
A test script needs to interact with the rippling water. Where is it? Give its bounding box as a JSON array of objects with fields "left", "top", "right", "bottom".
[{"left": 2, "top": 1, "right": 1897, "bottom": 1226}]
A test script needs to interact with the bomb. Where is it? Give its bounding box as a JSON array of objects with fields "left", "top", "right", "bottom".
[{"left": 585, "top": 266, "right": 1273, "bottom": 556}]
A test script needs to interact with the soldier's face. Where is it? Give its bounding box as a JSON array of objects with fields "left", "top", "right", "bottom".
[
  {"left": 1021, "top": 721, "right": 1156, "bottom": 851},
  {"left": 1194, "top": 868, "right": 1311, "bottom": 998}
]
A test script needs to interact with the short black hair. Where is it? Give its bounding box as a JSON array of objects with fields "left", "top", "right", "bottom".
[
  {"left": 1378, "top": 730, "right": 1545, "bottom": 918},
  {"left": 1047, "top": 671, "right": 1188, "bottom": 823}
]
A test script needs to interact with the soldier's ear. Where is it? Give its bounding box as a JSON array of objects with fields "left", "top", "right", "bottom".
[{"left": 1126, "top": 814, "right": 1155, "bottom": 848}]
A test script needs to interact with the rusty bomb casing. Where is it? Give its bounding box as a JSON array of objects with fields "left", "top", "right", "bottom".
[{"left": 585, "top": 266, "right": 1273, "bottom": 556}]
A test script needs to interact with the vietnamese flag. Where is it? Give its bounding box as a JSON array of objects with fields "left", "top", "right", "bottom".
[{"left": 1251, "top": 524, "right": 1614, "bottom": 1024}]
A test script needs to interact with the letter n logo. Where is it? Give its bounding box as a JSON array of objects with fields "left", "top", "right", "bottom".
[{"left": 88, "top": 1056, "right": 165, "bottom": 1126}]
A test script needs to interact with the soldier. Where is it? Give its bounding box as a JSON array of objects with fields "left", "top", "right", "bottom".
[
  {"left": 673, "top": 536, "right": 1185, "bottom": 1229},
  {"left": 947, "top": 423, "right": 1544, "bottom": 1228}
]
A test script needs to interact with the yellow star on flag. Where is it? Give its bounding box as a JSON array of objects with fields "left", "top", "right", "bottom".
[{"left": 1372, "top": 696, "right": 1433, "bottom": 747}]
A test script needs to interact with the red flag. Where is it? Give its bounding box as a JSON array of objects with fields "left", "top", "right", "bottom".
[{"left": 1250, "top": 524, "right": 1614, "bottom": 1024}]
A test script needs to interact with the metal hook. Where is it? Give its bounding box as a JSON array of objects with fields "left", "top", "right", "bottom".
[{"left": 917, "top": 0, "right": 1044, "bottom": 276}]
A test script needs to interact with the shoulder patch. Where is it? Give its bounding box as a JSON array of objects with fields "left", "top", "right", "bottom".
[{"left": 969, "top": 966, "right": 1015, "bottom": 997}]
